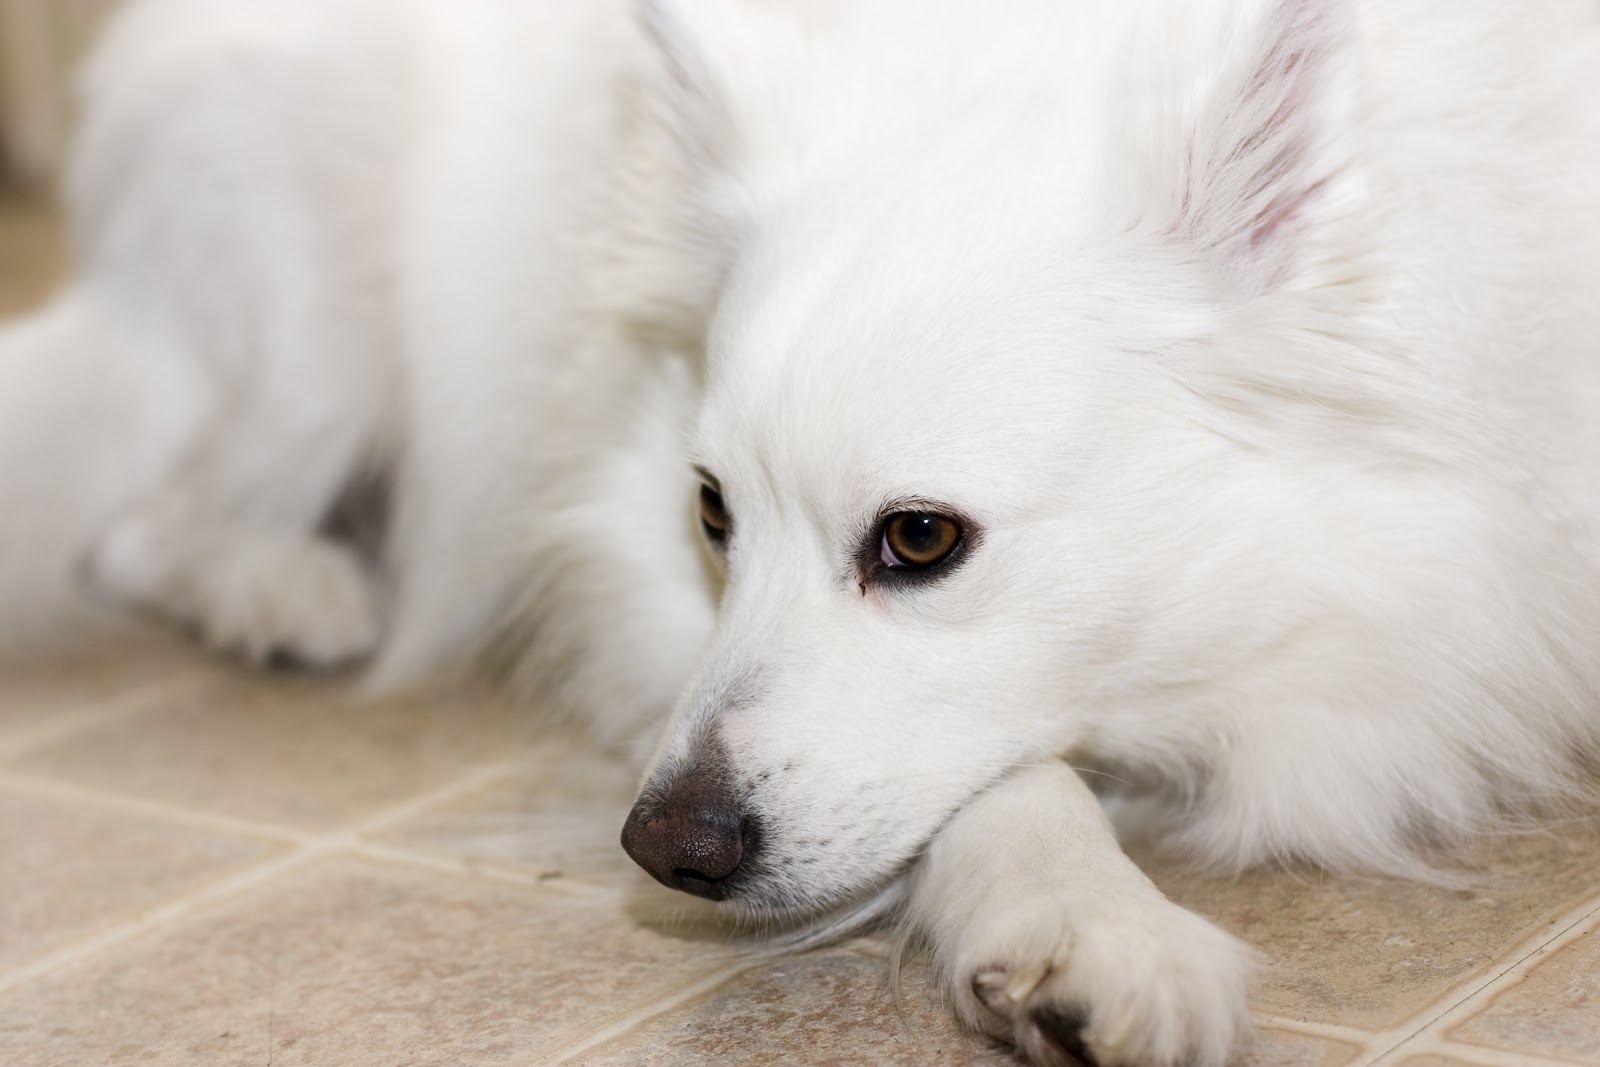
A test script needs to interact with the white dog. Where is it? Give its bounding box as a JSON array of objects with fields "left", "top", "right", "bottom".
[{"left": 4, "top": 1, "right": 1600, "bottom": 1064}]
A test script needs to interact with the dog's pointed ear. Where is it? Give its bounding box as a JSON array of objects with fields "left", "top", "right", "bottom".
[
  {"left": 636, "top": 0, "right": 787, "bottom": 176},
  {"left": 1140, "top": 0, "right": 1362, "bottom": 297},
  {"left": 637, "top": 0, "right": 734, "bottom": 158}
]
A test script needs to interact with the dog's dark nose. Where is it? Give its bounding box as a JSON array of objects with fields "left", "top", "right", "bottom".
[{"left": 621, "top": 762, "right": 751, "bottom": 900}]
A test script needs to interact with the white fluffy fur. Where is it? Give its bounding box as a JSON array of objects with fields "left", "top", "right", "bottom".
[{"left": 3, "top": 1, "right": 1599, "bottom": 1064}]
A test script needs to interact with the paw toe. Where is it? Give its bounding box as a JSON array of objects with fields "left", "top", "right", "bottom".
[{"left": 972, "top": 967, "right": 1009, "bottom": 1012}]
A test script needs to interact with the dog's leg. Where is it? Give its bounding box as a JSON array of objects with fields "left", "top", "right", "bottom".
[
  {"left": 4, "top": 2, "right": 408, "bottom": 668},
  {"left": 907, "top": 761, "right": 1254, "bottom": 1067},
  {"left": 88, "top": 489, "right": 381, "bottom": 669}
]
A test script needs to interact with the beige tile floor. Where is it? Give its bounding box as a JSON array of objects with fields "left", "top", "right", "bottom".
[{"left": 3, "top": 194, "right": 1600, "bottom": 1066}]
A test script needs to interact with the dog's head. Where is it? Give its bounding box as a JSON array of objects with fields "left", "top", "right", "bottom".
[{"left": 623, "top": 0, "right": 1370, "bottom": 913}]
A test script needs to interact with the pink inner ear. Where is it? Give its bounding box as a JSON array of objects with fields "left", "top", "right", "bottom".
[
  {"left": 1240, "top": 30, "right": 1328, "bottom": 250},
  {"left": 1251, "top": 174, "right": 1328, "bottom": 252},
  {"left": 1169, "top": 0, "right": 1350, "bottom": 292}
]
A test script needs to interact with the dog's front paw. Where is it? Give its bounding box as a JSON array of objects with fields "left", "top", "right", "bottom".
[
  {"left": 199, "top": 537, "right": 383, "bottom": 668},
  {"left": 952, "top": 893, "right": 1254, "bottom": 1067},
  {"left": 91, "top": 509, "right": 383, "bottom": 670}
]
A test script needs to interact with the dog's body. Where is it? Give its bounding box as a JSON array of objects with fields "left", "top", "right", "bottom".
[
  {"left": 4, "top": 1, "right": 1600, "bottom": 1063},
  {"left": 0, "top": 0, "right": 712, "bottom": 740}
]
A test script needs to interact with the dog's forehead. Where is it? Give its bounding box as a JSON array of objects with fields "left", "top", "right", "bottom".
[
  {"left": 696, "top": 278, "right": 1088, "bottom": 520},
  {"left": 709, "top": 210, "right": 1072, "bottom": 389},
  {"left": 700, "top": 261, "right": 1014, "bottom": 453},
  {"left": 692, "top": 214, "right": 1205, "bottom": 501}
]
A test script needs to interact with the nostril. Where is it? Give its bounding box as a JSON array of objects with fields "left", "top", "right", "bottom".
[
  {"left": 670, "top": 867, "right": 725, "bottom": 900},
  {"left": 669, "top": 867, "right": 730, "bottom": 901}
]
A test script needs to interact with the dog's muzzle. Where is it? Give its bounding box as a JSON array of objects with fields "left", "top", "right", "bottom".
[{"left": 621, "top": 753, "right": 755, "bottom": 901}]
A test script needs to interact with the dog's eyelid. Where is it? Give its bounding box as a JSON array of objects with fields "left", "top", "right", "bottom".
[
  {"left": 692, "top": 465, "right": 721, "bottom": 492},
  {"left": 869, "top": 497, "right": 975, "bottom": 532},
  {"left": 873, "top": 495, "right": 941, "bottom": 523}
]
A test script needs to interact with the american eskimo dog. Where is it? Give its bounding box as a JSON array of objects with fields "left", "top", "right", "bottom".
[{"left": 4, "top": 0, "right": 1600, "bottom": 1063}]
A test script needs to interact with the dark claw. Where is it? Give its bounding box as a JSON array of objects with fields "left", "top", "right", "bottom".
[
  {"left": 263, "top": 646, "right": 303, "bottom": 672},
  {"left": 1032, "top": 1005, "right": 1099, "bottom": 1067}
]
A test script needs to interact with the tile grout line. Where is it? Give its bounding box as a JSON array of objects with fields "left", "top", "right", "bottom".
[
  {"left": 0, "top": 769, "right": 315, "bottom": 845},
  {"left": 0, "top": 675, "right": 210, "bottom": 762},
  {"left": 542, "top": 961, "right": 762, "bottom": 1065},
  {"left": 1390, "top": 1038, "right": 1600, "bottom": 1067},
  {"left": 0, "top": 754, "right": 552, "bottom": 995},
  {"left": 0, "top": 842, "right": 329, "bottom": 995},
  {"left": 1254, "top": 1013, "right": 1391, "bottom": 1048},
  {"left": 0, "top": 749, "right": 530, "bottom": 847},
  {"left": 346, "top": 756, "right": 529, "bottom": 836},
  {"left": 348, "top": 838, "right": 627, "bottom": 900},
  {"left": 1390, "top": 899, "right": 1600, "bottom": 1045},
  {"left": 1354, "top": 894, "right": 1600, "bottom": 1067}
]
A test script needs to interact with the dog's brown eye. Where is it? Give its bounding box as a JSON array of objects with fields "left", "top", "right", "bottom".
[
  {"left": 880, "top": 512, "right": 961, "bottom": 569},
  {"left": 699, "top": 484, "right": 730, "bottom": 545}
]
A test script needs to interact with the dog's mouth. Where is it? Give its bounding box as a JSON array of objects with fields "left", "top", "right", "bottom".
[
  {"left": 620, "top": 750, "right": 1004, "bottom": 917},
  {"left": 619, "top": 805, "right": 894, "bottom": 930},
  {"left": 619, "top": 727, "right": 1011, "bottom": 921},
  {"left": 620, "top": 794, "right": 942, "bottom": 941},
  {"left": 619, "top": 791, "right": 908, "bottom": 920}
]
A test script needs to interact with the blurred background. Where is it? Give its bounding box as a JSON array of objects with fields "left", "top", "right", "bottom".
[
  {"left": 0, "top": 0, "right": 115, "bottom": 314},
  {"left": 0, "top": 0, "right": 119, "bottom": 189}
]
